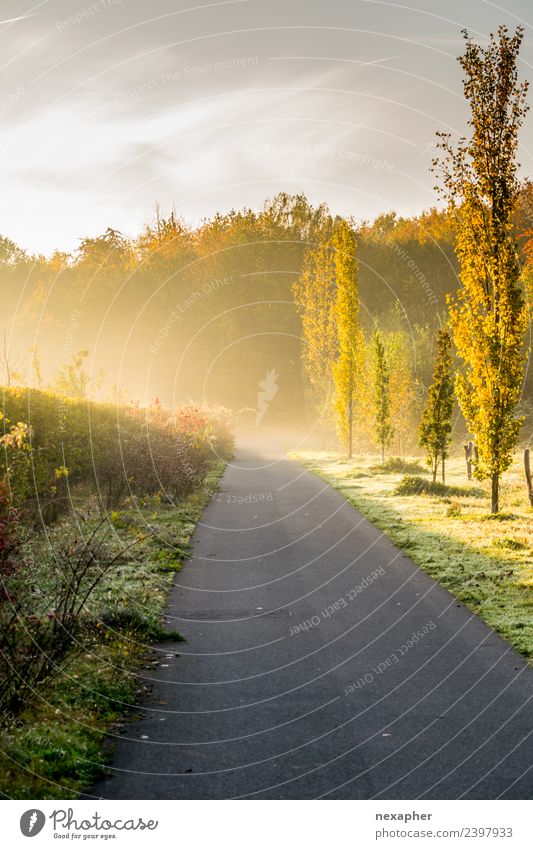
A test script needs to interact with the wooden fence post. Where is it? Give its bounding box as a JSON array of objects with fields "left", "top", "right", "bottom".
[{"left": 525, "top": 448, "right": 533, "bottom": 507}]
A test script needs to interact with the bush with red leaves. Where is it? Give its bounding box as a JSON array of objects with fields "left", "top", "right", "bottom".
[{"left": 0, "top": 478, "right": 20, "bottom": 584}]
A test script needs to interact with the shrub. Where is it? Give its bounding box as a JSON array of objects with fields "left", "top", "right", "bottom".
[
  {"left": 394, "top": 475, "right": 485, "bottom": 498},
  {"left": 0, "top": 389, "right": 234, "bottom": 514},
  {"left": 371, "top": 456, "right": 426, "bottom": 474},
  {"left": 0, "top": 390, "right": 234, "bottom": 715},
  {"left": 395, "top": 475, "right": 447, "bottom": 496},
  {"left": 0, "top": 478, "right": 24, "bottom": 709},
  {"left": 446, "top": 500, "right": 462, "bottom": 517},
  {"left": 0, "top": 519, "right": 133, "bottom": 715},
  {"left": 0, "top": 478, "right": 19, "bottom": 574}
]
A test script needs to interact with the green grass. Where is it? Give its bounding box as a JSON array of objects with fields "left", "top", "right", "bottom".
[
  {"left": 0, "top": 461, "right": 225, "bottom": 799},
  {"left": 294, "top": 450, "right": 533, "bottom": 660}
]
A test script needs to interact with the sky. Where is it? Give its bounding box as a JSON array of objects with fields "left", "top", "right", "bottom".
[{"left": 2, "top": 0, "right": 533, "bottom": 255}]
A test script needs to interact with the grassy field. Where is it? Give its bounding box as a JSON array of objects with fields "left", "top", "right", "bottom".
[
  {"left": 0, "top": 463, "right": 225, "bottom": 800},
  {"left": 294, "top": 450, "right": 533, "bottom": 659}
]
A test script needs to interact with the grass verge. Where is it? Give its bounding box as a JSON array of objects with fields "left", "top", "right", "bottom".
[
  {"left": 0, "top": 462, "right": 225, "bottom": 800},
  {"left": 294, "top": 451, "right": 533, "bottom": 660}
]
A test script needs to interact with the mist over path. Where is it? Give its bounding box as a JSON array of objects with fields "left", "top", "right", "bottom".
[{"left": 91, "top": 444, "right": 533, "bottom": 800}]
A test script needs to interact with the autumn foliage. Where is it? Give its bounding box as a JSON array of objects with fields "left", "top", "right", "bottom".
[
  {"left": 434, "top": 26, "right": 529, "bottom": 511},
  {"left": 0, "top": 388, "right": 234, "bottom": 515}
]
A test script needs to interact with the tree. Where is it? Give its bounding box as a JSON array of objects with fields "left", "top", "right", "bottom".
[
  {"left": 419, "top": 329, "right": 454, "bottom": 482},
  {"left": 387, "top": 329, "right": 418, "bottom": 457},
  {"left": 373, "top": 329, "right": 394, "bottom": 463},
  {"left": 29, "top": 346, "right": 43, "bottom": 390},
  {"left": 54, "top": 350, "right": 102, "bottom": 399},
  {"left": 293, "top": 230, "right": 337, "bottom": 433},
  {"left": 332, "top": 220, "right": 361, "bottom": 457},
  {"left": 433, "top": 26, "right": 529, "bottom": 512},
  {"left": 1, "top": 331, "right": 25, "bottom": 387}
]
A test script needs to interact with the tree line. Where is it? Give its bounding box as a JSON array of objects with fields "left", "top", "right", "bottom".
[
  {"left": 294, "top": 26, "right": 529, "bottom": 513},
  {"left": 0, "top": 28, "right": 531, "bottom": 509}
]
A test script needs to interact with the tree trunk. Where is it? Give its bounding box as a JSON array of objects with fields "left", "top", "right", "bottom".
[
  {"left": 381, "top": 442, "right": 384, "bottom": 465},
  {"left": 348, "top": 414, "right": 353, "bottom": 460},
  {"left": 464, "top": 441, "right": 473, "bottom": 479},
  {"left": 491, "top": 473, "right": 499, "bottom": 514},
  {"left": 441, "top": 452, "right": 445, "bottom": 484},
  {"left": 432, "top": 455, "right": 437, "bottom": 483}
]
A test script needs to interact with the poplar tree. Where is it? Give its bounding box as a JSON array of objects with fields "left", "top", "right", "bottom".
[
  {"left": 433, "top": 26, "right": 529, "bottom": 512},
  {"left": 293, "top": 235, "right": 337, "bottom": 429},
  {"left": 419, "top": 329, "right": 454, "bottom": 482},
  {"left": 373, "top": 329, "right": 394, "bottom": 463},
  {"left": 387, "top": 330, "right": 417, "bottom": 457},
  {"left": 332, "top": 220, "right": 360, "bottom": 458}
]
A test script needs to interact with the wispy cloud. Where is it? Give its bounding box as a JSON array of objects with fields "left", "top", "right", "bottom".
[
  {"left": 0, "top": 14, "right": 35, "bottom": 26},
  {"left": 1, "top": 0, "right": 531, "bottom": 254}
]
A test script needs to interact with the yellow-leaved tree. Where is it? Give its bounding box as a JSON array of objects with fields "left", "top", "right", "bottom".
[
  {"left": 332, "top": 220, "right": 361, "bottom": 458},
  {"left": 434, "top": 26, "right": 529, "bottom": 512},
  {"left": 386, "top": 330, "right": 418, "bottom": 457},
  {"left": 293, "top": 231, "right": 338, "bottom": 435}
]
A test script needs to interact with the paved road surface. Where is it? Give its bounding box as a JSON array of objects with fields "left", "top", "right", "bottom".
[{"left": 90, "top": 446, "right": 533, "bottom": 799}]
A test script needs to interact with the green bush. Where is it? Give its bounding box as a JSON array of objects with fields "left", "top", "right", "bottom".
[
  {"left": 394, "top": 475, "right": 445, "bottom": 495},
  {"left": 371, "top": 456, "right": 426, "bottom": 474},
  {"left": 394, "top": 475, "right": 485, "bottom": 498}
]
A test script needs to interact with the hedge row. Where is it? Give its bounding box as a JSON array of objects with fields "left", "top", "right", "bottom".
[{"left": 0, "top": 388, "right": 233, "bottom": 516}]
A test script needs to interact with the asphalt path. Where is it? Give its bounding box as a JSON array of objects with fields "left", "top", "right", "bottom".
[{"left": 90, "top": 446, "right": 533, "bottom": 799}]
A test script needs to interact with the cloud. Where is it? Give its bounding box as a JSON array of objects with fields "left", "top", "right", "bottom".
[{"left": 1, "top": 0, "right": 532, "bottom": 253}]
